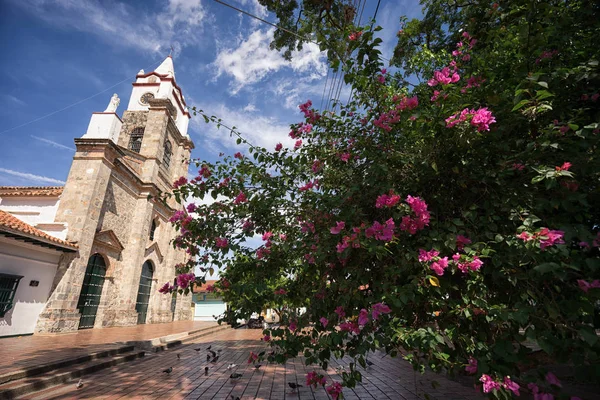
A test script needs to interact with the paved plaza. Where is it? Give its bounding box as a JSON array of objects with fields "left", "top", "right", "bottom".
[{"left": 1, "top": 326, "right": 483, "bottom": 400}]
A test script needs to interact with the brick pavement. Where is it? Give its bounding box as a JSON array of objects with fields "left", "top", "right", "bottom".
[
  {"left": 0, "top": 321, "right": 217, "bottom": 377},
  {"left": 20, "top": 329, "right": 484, "bottom": 400}
]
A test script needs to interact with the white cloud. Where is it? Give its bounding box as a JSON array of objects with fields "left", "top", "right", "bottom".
[
  {"left": 7, "top": 0, "right": 209, "bottom": 54},
  {"left": 243, "top": 103, "right": 257, "bottom": 112},
  {"left": 189, "top": 102, "right": 294, "bottom": 153},
  {"left": 0, "top": 168, "right": 66, "bottom": 185},
  {"left": 31, "top": 135, "right": 75, "bottom": 152},
  {"left": 1, "top": 95, "right": 26, "bottom": 107},
  {"left": 213, "top": 28, "right": 327, "bottom": 93}
]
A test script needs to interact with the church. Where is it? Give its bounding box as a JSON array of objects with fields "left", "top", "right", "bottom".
[{"left": 0, "top": 56, "right": 195, "bottom": 336}]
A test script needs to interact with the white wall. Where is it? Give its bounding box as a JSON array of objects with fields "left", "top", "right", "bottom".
[
  {"left": 0, "top": 237, "right": 60, "bottom": 337},
  {"left": 193, "top": 294, "right": 226, "bottom": 322},
  {"left": 0, "top": 196, "right": 67, "bottom": 240}
]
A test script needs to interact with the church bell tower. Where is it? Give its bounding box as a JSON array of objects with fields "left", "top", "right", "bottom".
[{"left": 35, "top": 57, "right": 195, "bottom": 333}]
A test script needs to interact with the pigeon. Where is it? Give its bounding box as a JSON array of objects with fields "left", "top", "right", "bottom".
[
  {"left": 194, "top": 348, "right": 202, "bottom": 352},
  {"left": 227, "top": 363, "right": 238, "bottom": 370},
  {"left": 230, "top": 373, "right": 243, "bottom": 380},
  {"left": 206, "top": 354, "right": 211, "bottom": 362},
  {"left": 211, "top": 356, "right": 220, "bottom": 363},
  {"left": 163, "top": 367, "right": 173, "bottom": 374},
  {"left": 206, "top": 345, "right": 212, "bottom": 350},
  {"left": 204, "top": 366, "right": 209, "bottom": 375},
  {"left": 217, "top": 349, "right": 222, "bottom": 354},
  {"left": 366, "top": 360, "right": 374, "bottom": 366},
  {"left": 177, "top": 353, "right": 181, "bottom": 360},
  {"left": 209, "top": 350, "right": 217, "bottom": 358},
  {"left": 288, "top": 382, "right": 302, "bottom": 391},
  {"left": 253, "top": 364, "right": 262, "bottom": 370},
  {"left": 76, "top": 379, "right": 84, "bottom": 389}
]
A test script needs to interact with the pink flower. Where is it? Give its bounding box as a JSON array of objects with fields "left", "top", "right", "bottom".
[
  {"left": 234, "top": 191, "right": 248, "bottom": 204},
  {"left": 465, "top": 357, "right": 477, "bottom": 374},
  {"left": 319, "top": 317, "right": 328, "bottom": 327},
  {"left": 274, "top": 288, "right": 287, "bottom": 295},
  {"left": 539, "top": 229, "right": 565, "bottom": 249},
  {"left": 480, "top": 374, "right": 501, "bottom": 393},
  {"left": 186, "top": 203, "right": 197, "bottom": 213},
  {"left": 339, "top": 152, "right": 351, "bottom": 162},
  {"left": 371, "top": 303, "right": 391, "bottom": 320},
  {"left": 215, "top": 237, "right": 228, "bottom": 248},
  {"left": 275, "top": 143, "right": 283, "bottom": 151},
  {"left": 335, "top": 306, "right": 345, "bottom": 319},
  {"left": 555, "top": 162, "right": 572, "bottom": 171},
  {"left": 470, "top": 107, "right": 496, "bottom": 132},
  {"left": 545, "top": 372, "right": 562, "bottom": 387},
  {"left": 176, "top": 272, "right": 195, "bottom": 289},
  {"left": 503, "top": 376, "right": 520, "bottom": 396},
  {"left": 173, "top": 176, "right": 188, "bottom": 188},
  {"left": 339, "top": 321, "right": 360, "bottom": 334},
  {"left": 456, "top": 235, "right": 472, "bottom": 250},
  {"left": 326, "top": 382, "right": 343, "bottom": 400},
  {"left": 262, "top": 232, "right": 273, "bottom": 241},
  {"left": 348, "top": 31, "right": 363, "bottom": 41},
  {"left": 289, "top": 321, "right": 297, "bottom": 332},
  {"left": 517, "top": 231, "right": 533, "bottom": 241},
  {"left": 330, "top": 221, "right": 346, "bottom": 234},
  {"left": 418, "top": 249, "right": 440, "bottom": 262},
  {"left": 205, "top": 284, "right": 216, "bottom": 293},
  {"left": 358, "top": 309, "right": 370, "bottom": 326},
  {"left": 306, "top": 371, "right": 327, "bottom": 387},
  {"left": 262, "top": 335, "right": 271, "bottom": 342},
  {"left": 376, "top": 192, "right": 402, "bottom": 208},
  {"left": 294, "top": 139, "right": 302, "bottom": 150},
  {"left": 158, "top": 282, "right": 174, "bottom": 294},
  {"left": 311, "top": 160, "right": 323, "bottom": 173},
  {"left": 469, "top": 256, "right": 483, "bottom": 272},
  {"left": 234, "top": 152, "right": 243, "bottom": 159},
  {"left": 248, "top": 351, "right": 259, "bottom": 364},
  {"left": 512, "top": 163, "right": 526, "bottom": 171},
  {"left": 430, "top": 257, "right": 449, "bottom": 276},
  {"left": 578, "top": 279, "right": 600, "bottom": 292}
]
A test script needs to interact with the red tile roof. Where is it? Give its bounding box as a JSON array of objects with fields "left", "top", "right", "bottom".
[
  {"left": 0, "top": 210, "right": 78, "bottom": 251},
  {"left": 0, "top": 186, "right": 64, "bottom": 197},
  {"left": 193, "top": 280, "right": 219, "bottom": 293}
]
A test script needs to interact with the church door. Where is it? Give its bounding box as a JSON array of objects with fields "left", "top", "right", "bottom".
[
  {"left": 135, "top": 261, "right": 154, "bottom": 324},
  {"left": 77, "top": 254, "right": 107, "bottom": 329}
]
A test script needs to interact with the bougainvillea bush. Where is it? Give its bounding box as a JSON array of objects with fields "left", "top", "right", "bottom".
[{"left": 164, "top": 1, "right": 599, "bottom": 398}]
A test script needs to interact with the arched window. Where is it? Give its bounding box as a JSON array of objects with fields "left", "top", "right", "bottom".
[
  {"left": 162, "top": 140, "right": 172, "bottom": 169},
  {"left": 149, "top": 219, "right": 157, "bottom": 241},
  {"left": 128, "top": 127, "right": 144, "bottom": 153}
]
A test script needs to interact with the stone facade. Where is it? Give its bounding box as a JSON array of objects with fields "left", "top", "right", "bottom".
[{"left": 34, "top": 60, "right": 195, "bottom": 333}]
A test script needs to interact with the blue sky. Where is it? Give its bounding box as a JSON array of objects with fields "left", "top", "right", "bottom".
[{"left": 0, "top": 0, "right": 421, "bottom": 187}]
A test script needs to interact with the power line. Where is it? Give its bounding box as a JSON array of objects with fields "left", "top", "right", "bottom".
[{"left": 0, "top": 58, "right": 164, "bottom": 137}]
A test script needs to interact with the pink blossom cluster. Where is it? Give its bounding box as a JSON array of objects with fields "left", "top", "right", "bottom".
[
  {"left": 339, "top": 321, "right": 360, "bottom": 334},
  {"left": 480, "top": 374, "right": 520, "bottom": 396},
  {"left": 169, "top": 210, "right": 187, "bottom": 223},
  {"left": 452, "top": 253, "right": 483, "bottom": 273},
  {"left": 373, "top": 110, "right": 400, "bottom": 131},
  {"left": 419, "top": 248, "right": 483, "bottom": 276},
  {"left": 275, "top": 143, "right": 283, "bottom": 151},
  {"left": 400, "top": 195, "right": 431, "bottom": 234},
  {"left": 461, "top": 76, "right": 486, "bottom": 93},
  {"left": 215, "top": 237, "right": 228, "bottom": 248},
  {"left": 274, "top": 288, "right": 287, "bottom": 295},
  {"left": 176, "top": 272, "right": 195, "bottom": 289},
  {"left": 452, "top": 32, "right": 477, "bottom": 61},
  {"left": 306, "top": 371, "right": 327, "bottom": 388},
  {"left": 336, "top": 230, "right": 360, "bottom": 253},
  {"left": 312, "top": 160, "right": 323, "bottom": 173},
  {"left": 512, "top": 163, "right": 526, "bottom": 171},
  {"left": 445, "top": 107, "right": 496, "bottom": 132},
  {"left": 428, "top": 65, "right": 460, "bottom": 87},
  {"left": 555, "top": 161, "right": 572, "bottom": 171},
  {"left": 430, "top": 90, "right": 448, "bottom": 102},
  {"left": 158, "top": 282, "right": 175, "bottom": 294},
  {"left": 338, "top": 152, "right": 351, "bottom": 162},
  {"left": 376, "top": 191, "right": 402, "bottom": 208},
  {"left": 256, "top": 247, "right": 270, "bottom": 260},
  {"left": 365, "top": 218, "right": 395, "bottom": 242},
  {"left": 205, "top": 284, "right": 216, "bottom": 293},
  {"left": 233, "top": 191, "right": 247, "bottom": 204},
  {"left": 330, "top": 221, "right": 346, "bottom": 234},
  {"left": 186, "top": 203, "right": 197, "bottom": 213},
  {"left": 535, "top": 49, "right": 558, "bottom": 64},
  {"left": 577, "top": 279, "right": 600, "bottom": 293},
  {"left": 247, "top": 351, "right": 258, "bottom": 364},
  {"left": 465, "top": 357, "right": 477, "bottom": 374},
  {"left": 262, "top": 335, "right": 270, "bottom": 342},
  {"left": 517, "top": 228, "right": 565, "bottom": 250},
  {"left": 299, "top": 180, "right": 318, "bottom": 191},
  {"left": 294, "top": 139, "right": 303, "bottom": 150},
  {"left": 173, "top": 176, "right": 188, "bottom": 189},
  {"left": 242, "top": 219, "right": 254, "bottom": 232},
  {"left": 299, "top": 100, "right": 320, "bottom": 124},
  {"left": 456, "top": 234, "right": 472, "bottom": 250},
  {"left": 348, "top": 31, "right": 362, "bottom": 41},
  {"left": 199, "top": 165, "right": 211, "bottom": 178},
  {"left": 580, "top": 93, "right": 600, "bottom": 101},
  {"left": 326, "top": 382, "right": 343, "bottom": 399},
  {"left": 234, "top": 152, "right": 243, "bottom": 159}
]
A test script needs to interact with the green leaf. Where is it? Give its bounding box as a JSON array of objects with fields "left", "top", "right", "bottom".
[
  {"left": 533, "top": 262, "right": 560, "bottom": 274},
  {"left": 536, "top": 81, "right": 549, "bottom": 88},
  {"left": 579, "top": 327, "right": 598, "bottom": 346}
]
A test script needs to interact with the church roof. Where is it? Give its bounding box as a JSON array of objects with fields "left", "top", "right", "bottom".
[
  {"left": 0, "top": 210, "right": 78, "bottom": 252},
  {"left": 0, "top": 186, "right": 63, "bottom": 197},
  {"left": 193, "top": 280, "right": 219, "bottom": 293},
  {"left": 155, "top": 56, "right": 175, "bottom": 79}
]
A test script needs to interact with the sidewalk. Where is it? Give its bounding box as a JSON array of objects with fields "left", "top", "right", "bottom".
[
  {"left": 0, "top": 321, "right": 218, "bottom": 377},
  {"left": 22, "top": 329, "right": 484, "bottom": 400}
]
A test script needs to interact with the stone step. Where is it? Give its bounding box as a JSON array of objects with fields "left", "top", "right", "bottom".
[
  {"left": 148, "top": 324, "right": 230, "bottom": 352},
  {"left": 0, "top": 349, "right": 145, "bottom": 400}
]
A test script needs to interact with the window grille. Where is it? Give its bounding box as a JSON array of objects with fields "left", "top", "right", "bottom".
[
  {"left": 128, "top": 127, "right": 144, "bottom": 153},
  {"left": 149, "top": 219, "right": 157, "bottom": 241},
  {"left": 162, "top": 140, "right": 172, "bottom": 169},
  {"left": 0, "top": 273, "right": 23, "bottom": 317}
]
